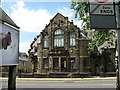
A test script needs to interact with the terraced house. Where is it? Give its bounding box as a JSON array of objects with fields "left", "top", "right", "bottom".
[{"left": 28, "top": 13, "right": 91, "bottom": 77}]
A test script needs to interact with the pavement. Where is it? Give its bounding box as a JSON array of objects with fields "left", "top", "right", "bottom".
[{"left": 0, "top": 77, "right": 116, "bottom": 81}]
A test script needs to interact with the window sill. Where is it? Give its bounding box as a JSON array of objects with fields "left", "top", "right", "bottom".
[
  {"left": 43, "top": 68, "right": 49, "bottom": 70},
  {"left": 70, "top": 46, "right": 76, "bottom": 47},
  {"left": 54, "top": 47, "right": 64, "bottom": 48}
]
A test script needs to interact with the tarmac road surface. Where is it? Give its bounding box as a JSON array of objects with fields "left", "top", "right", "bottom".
[{"left": 0, "top": 77, "right": 116, "bottom": 89}]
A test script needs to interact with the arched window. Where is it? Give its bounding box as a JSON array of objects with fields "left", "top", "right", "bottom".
[
  {"left": 70, "top": 32, "right": 75, "bottom": 46},
  {"left": 44, "top": 36, "right": 48, "bottom": 48},
  {"left": 54, "top": 29, "right": 64, "bottom": 47}
]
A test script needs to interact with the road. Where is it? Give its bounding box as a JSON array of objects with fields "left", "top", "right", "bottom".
[{"left": 1, "top": 77, "right": 116, "bottom": 89}]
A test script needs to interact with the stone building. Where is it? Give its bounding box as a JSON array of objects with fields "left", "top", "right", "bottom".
[
  {"left": 87, "top": 30, "right": 116, "bottom": 76},
  {"left": 18, "top": 52, "right": 32, "bottom": 73},
  {"left": 28, "top": 13, "right": 91, "bottom": 77}
]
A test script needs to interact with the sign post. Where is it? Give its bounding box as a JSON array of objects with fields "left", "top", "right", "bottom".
[
  {"left": 116, "top": 2, "right": 120, "bottom": 90},
  {"left": 89, "top": 0, "right": 120, "bottom": 89},
  {"left": 117, "top": 29, "right": 120, "bottom": 90},
  {"left": 8, "top": 66, "right": 17, "bottom": 90}
]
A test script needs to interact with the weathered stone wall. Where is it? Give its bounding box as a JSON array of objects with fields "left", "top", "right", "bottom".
[
  {"left": 17, "top": 60, "right": 32, "bottom": 73},
  {"left": 29, "top": 13, "right": 91, "bottom": 76}
]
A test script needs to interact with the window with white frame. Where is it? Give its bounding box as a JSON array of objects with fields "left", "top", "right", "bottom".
[
  {"left": 44, "top": 36, "right": 48, "bottom": 48},
  {"left": 54, "top": 29, "right": 64, "bottom": 47},
  {"left": 70, "top": 32, "right": 75, "bottom": 46}
]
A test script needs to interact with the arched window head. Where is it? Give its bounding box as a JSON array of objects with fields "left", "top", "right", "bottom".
[
  {"left": 54, "top": 29, "right": 64, "bottom": 47},
  {"left": 54, "top": 29, "right": 64, "bottom": 35}
]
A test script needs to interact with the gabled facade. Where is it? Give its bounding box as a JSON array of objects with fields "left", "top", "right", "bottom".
[{"left": 29, "top": 13, "right": 91, "bottom": 76}]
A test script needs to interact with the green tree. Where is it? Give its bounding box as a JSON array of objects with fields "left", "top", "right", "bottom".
[{"left": 71, "top": 1, "right": 116, "bottom": 53}]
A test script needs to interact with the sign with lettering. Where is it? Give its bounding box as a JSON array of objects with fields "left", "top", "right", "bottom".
[
  {"left": 90, "top": 4, "right": 114, "bottom": 15},
  {"left": 89, "top": 0, "right": 119, "bottom": 29},
  {"left": 90, "top": 0, "right": 114, "bottom": 4},
  {"left": 90, "top": 0, "right": 115, "bottom": 15}
]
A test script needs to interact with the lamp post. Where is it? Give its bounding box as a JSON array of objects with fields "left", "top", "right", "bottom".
[
  {"left": 116, "top": 29, "right": 120, "bottom": 90},
  {"left": 116, "top": 1, "right": 120, "bottom": 89}
]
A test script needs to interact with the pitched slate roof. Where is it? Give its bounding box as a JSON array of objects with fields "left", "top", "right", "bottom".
[{"left": 0, "top": 7, "right": 19, "bottom": 29}]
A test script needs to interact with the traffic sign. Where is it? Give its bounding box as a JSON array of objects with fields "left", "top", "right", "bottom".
[
  {"left": 90, "top": 0, "right": 114, "bottom": 4},
  {"left": 90, "top": 4, "right": 115, "bottom": 15},
  {"left": 94, "top": 0, "right": 109, "bottom": 3},
  {"left": 90, "top": 0, "right": 114, "bottom": 15},
  {"left": 89, "top": 0, "right": 119, "bottom": 29}
]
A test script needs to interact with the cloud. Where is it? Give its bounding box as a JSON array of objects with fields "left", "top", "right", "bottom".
[
  {"left": 10, "top": 1, "right": 82, "bottom": 33},
  {"left": 19, "top": 41, "right": 32, "bottom": 54},
  {"left": 10, "top": 1, "right": 52, "bottom": 33},
  {"left": 73, "top": 20, "right": 83, "bottom": 29},
  {"left": 57, "top": 7, "right": 74, "bottom": 18},
  {"left": 9, "top": 1, "right": 83, "bottom": 53},
  {"left": 57, "top": 7, "right": 82, "bottom": 29}
]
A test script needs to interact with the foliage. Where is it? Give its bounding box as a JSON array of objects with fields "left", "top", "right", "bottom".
[
  {"left": 71, "top": 1, "right": 90, "bottom": 30},
  {"left": 71, "top": 1, "right": 116, "bottom": 53},
  {"left": 88, "top": 29, "right": 116, "bottom": 53}
]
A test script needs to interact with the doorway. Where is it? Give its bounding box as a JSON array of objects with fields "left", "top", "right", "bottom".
[
  {"left": 61, "top": 58, "right": 67, "bottom": 72},
  {"left": 95, "top": 64, "right": 100, "bottom": 76}
]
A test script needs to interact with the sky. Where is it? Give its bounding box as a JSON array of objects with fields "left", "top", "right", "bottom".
[{"left": 1, "top": 0, "right": 82, "bottom": 54}]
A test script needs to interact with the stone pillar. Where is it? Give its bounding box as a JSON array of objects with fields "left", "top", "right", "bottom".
[
  {"left": 65, "top": 29, "right": 69, "bottom": 50},
  {"left": 59, "top": 57, "right": 61, "bottom": 72},
  {"left": 49, "top": 57, "right": 51, "bottom": 72},
  {"left": 50, "top": 56, "right": 53, "bottom": 72},
  {"left": 37, "top": 57, "right": 41, "bottom": 73},
  {"left": 76, "top": 29, "right": 80, "bottom": 72},
  {"left": 66, "top": 57, "right": 70, "bottom": 72},
  {"left": 49, "top": 56, "right": 53, "bottom": 72},
  {"left": 31, "top": 59, "right": 34, "bottom": 73},
  {"left": 75, "top": 50, "right": 80, "bottom": 72},
  {"left": 80, "top": 57, "right": 84, "bottom": 72},
  {"left": 50, "top": 19, "right": 53, "bottom": 50},
  {"left": 39, "top": 57, "right": 43, "bottom": 73}
]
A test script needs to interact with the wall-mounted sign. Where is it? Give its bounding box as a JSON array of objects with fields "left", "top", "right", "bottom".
[{"left": 0, "top": 21, "right": 19, "bottom": 66}]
